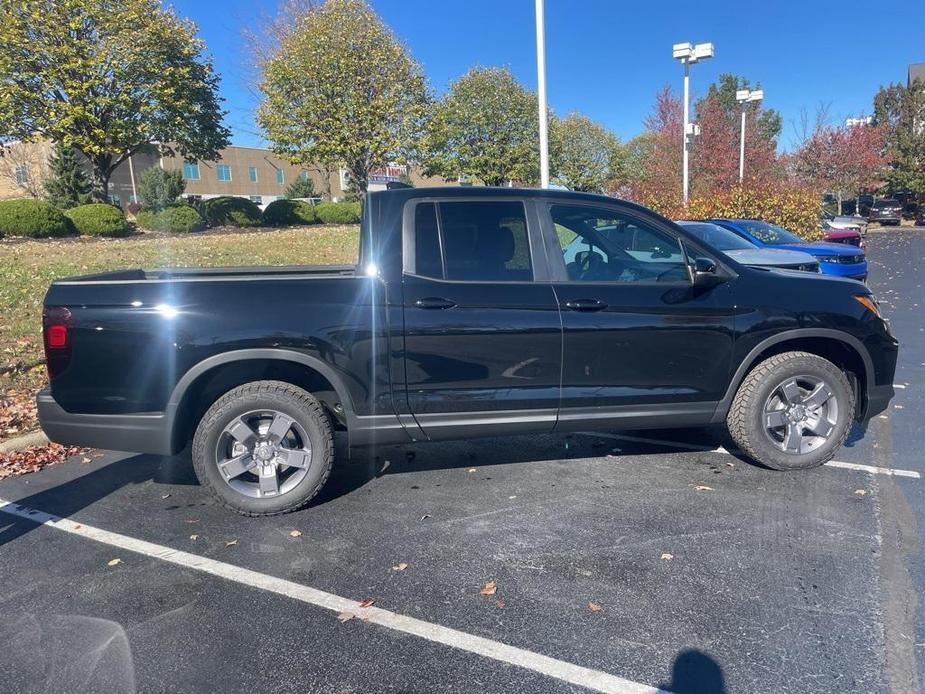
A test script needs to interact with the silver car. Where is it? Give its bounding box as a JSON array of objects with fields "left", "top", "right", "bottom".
[{"left": 676, "top": 221, "right": 820, "bottom": 272}]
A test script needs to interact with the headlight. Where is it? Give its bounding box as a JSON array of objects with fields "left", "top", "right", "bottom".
[
  {"left": 815, "top": 255, "right": 840, "bottom": 263},
  {"left": 854, "top": 295, "right": 881, "bottom": 317}
]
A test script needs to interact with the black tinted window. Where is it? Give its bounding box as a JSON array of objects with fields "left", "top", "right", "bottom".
[
  {"left": 413, "top": 203, "right": 443, "bottom": 279},
  {"left": 411, "top": 201, "right": 532, "bottom": 282}
]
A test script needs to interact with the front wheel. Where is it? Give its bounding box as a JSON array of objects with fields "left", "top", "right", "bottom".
[
  {"left": 192, "top": 381, "right": 334, "bottom": 516},
  {"left": 727, "top": 351, "right": 854, "bottom": 470}
]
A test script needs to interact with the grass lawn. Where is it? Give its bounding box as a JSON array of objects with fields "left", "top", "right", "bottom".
[{"left": 0, "top": 224, "right": 359, "bottom": 437}]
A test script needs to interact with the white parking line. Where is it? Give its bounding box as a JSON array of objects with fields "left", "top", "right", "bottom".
[
  {"left": 0, "top": 497, "right": 666, "bottom": 694},
  {"left": 582, "top": 433, "right": 921, "bottom": 479}
]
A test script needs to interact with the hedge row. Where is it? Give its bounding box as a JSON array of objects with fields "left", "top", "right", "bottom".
[
  {"left": 0, "top": 196, "right": 362, "bottom": 239},
  {"left": 636, "top": 186, "right": 824, "bottom": 241}
]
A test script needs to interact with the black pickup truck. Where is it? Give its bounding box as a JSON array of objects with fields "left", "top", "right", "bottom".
[{"left": 39, "top": 188, "right": 898, "bottom": 515}]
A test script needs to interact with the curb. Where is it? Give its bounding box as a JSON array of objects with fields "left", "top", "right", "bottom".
[{"left": 0, "top": 430, "right": 50, "bottom": 454}]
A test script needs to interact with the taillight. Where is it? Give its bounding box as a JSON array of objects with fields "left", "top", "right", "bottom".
[{"left": 43, "top": 306, "right": 72, "bottom": 379}]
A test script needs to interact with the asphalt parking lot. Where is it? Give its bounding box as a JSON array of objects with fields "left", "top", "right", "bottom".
[{"left": 2, "top": 229, "right": 924, "bottom": 694}]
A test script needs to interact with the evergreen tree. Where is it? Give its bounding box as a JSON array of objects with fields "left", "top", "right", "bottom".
[{"left": 44, "top": 142, "right": 91, "bottom": 208}]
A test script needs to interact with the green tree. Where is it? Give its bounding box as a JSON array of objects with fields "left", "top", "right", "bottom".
[
  {"left": 0, "top": 0, "right": 230, "bottom": 201},
  {"left": 284, "top": 175, "right": 316, "bottom": 199},
  {"left": 873, "top": 80, "right": 925, "bottom": 195},
  {"left": 257, "top": 0, "right": 428, "bottom": 194},
  {"left": 697, "top": 73, "right": 782, "bottom": 144},
  {"left": 44, "top": 143, "right": 91, "bottom": 208},
  {"left": 549, "top": 113, "right": 625, "bottom": 192},
  {"left": 137, "top": 167, "right": 185, "bottom": 210},
  {"left": 424, "top": 67, "right": 538, "bottom": 186}
]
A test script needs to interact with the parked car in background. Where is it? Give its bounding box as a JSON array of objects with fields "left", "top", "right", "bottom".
[
  {"left": 710, "top": 219, "right": 868, "bottom": 281},
  {"left": 675, "top": 221, "right": 819, "bottom": 272},
  {"left": 822, "top": 227, "right": 864, "bottom": 249},
  {"left": 868, "top": 199, "right": 903, "bottom": 226},
  {"left": 916, "top": 206, "right": 925, "bottom": 226},
  {"left": 857, "top": 194, "right": 874, "bottom": 217},
  {"left": 821, "top": 210, "right": 867, "bottom": 236}
]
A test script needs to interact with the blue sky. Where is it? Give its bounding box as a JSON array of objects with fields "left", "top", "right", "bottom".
[{"left": 172, "top": 0, "right": 925, "bottom": 152}]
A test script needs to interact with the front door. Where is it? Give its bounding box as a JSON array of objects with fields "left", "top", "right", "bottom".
[
  {"left": 399, "top": 198, "right": 562, "bottom": 440},
  {"left": 543, "top": 201, "right": 738, "bottom": 431}
]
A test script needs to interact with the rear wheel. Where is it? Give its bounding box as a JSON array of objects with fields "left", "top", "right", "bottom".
[
  {"left": 727, "top": 351, "right": 854, "bottom": 470},
  {"left": 192, "top": 380, "right": 333, "bottom": 516}
]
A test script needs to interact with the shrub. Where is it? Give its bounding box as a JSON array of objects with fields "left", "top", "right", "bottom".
[
  {"left": 262, "top": 199, "right": 318, "bottom": 226},
  {"left": 64, "top": 203, "right": 131, "bottom": 237},
  {"left": 284, "top": 175, "right": 316, "bottom": 199},
  {"left": 315, "top": 201, "right": 361, "bottom": 224},
  {"left": 134, "top": 208, "right": 158, "bottom": 230},
  {"left": 201, "top": 196, "right": 263, "bottom": 227},
  {"left": 137, "top": 167, "right": 185, "bottom": 211},
  {"left": 135, "top": 204, "right": 204, "bottom": 233},
  {"left": 0, "top": 198, "right": 73, "bottom": 238},
  {"left": 157, "top": 204, "right": 205, "bottom": 233}
]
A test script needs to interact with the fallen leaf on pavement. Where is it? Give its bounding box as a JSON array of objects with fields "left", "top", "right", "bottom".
[
  {"left": 467, "top": 468, "right": 478, "bottom": 473},
  {"left": 107, "top": 558, "right": 122, "bottom": 566},
  {"left": 81, "top": 456, "right": 92, "bottom": 464},
  {"left": 480, "top": 581, "right": 497, "bottom": 596},
  {"left": 189, "top": 534, "right": 198, "bottom": 540},
  {"left": 336, "top": 612, "right": 354, "bottom": 623},
  {"left": 358, "top": 598, "right": 375, "bottom": 608},
  {"left": 420, "top": 514, "right": 431, "bottom": 521},
  {"left": 225, "top": 539, "right": 238, "bottom": 547},
  {"left": 289, "top": 530, "right": 302, "bottom": 538},
  {"left": 161, "top": 493, "right": 171, "bottom": 499},
  {"left": 692, "top": 485, "right": 714, "bottom": 491},
  {"left": 496, "top": 598, "right": 506, "bottom": 609},
  {"left": 392, "top": 562, "right": 409, "bottom": 571},
  {"left": 588, "top": 602, "right": 603, "bottom": 612},
  {"left": 661, "top": 553, "right": 674, "bottom": 561},
  {"left": 184, "top": 519, "right": 200, "bottom": 524},
  {"left": 854, "top": 489, "right": 867, "bottom": 496}
]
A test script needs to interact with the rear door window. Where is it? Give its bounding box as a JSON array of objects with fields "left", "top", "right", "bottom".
[{"left": 409, "top": 201, "right": 533, "bottom": 282}]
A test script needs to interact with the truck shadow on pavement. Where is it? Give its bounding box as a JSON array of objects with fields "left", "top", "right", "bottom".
[{"left": 0, "top": 426, "right": 740, "bottom": 549}]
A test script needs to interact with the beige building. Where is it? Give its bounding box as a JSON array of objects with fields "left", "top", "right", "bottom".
[{"left": 1, "top": 141, "right": 454, "bottom": 208}]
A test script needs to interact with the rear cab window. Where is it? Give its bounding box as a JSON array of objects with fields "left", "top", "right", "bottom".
[{"left": 409, "top": 200, "right": 533, "bottom": 282}]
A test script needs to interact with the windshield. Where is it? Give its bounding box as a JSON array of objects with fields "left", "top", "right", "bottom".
[
  {"left": 736, "top": 220, "right": 805, "bottom": 245},
  {"left": 677, "top": 222, "right": 755, "bottom": 251}
]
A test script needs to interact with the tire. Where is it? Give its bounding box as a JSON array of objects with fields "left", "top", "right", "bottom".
[
  {"left": 726, "top": 351, "right": 854, "bottom": 470},
  {"left": 191, "top": 380, "right": 334, "bottom": 516}
]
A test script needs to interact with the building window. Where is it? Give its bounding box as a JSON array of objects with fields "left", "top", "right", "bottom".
[
  {"left": 248, "top": 166, "right": 258, "bottom": 183},
  {"left": 217, "top": 164, "right": 232, "bottom": 182},
  {"left": 14, "top": 164, "right": 28, "bottom": 185},
  {"left": 249, "top": 195, "right": 263, "bottom": 206},
  {"left": 183, "top": 161, "right": 200, "bottom": 180},
  {"left": 276, "top": 169, "right": 284, "bottom": 185}
]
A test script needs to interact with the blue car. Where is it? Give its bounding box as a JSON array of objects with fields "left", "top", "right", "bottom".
[{"left": 710, "top": 219, "right": 868, "bottom": 281}]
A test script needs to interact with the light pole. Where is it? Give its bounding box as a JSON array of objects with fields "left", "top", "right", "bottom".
[
  {"left": 672, "top": 42, "right": 714, "bottom": 205},
  {"left": 736, "top": 88, "right": 763, "bottom": 184},
  {"left": 535, "top": 0, "right": 549, "bottom": 189}
]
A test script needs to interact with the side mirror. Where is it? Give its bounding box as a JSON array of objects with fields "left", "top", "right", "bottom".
[{"left": 691, "top": 256, "right": 722, "bottom": 288}]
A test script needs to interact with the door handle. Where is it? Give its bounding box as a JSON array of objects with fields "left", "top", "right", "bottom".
[
  {"left": 414, "top": 297, "right": 457, "bottom": 310},
  {"left": 564, "top": 299, "right": 608, "bottom": 312}
]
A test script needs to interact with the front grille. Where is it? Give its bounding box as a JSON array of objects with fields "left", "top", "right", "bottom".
[{"left": 781, "top": 263, "right": 820, "bottom": 272}]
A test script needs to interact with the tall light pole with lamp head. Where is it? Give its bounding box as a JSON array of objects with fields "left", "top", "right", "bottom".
[
  {"left": 672, "top": 42, "right": 714, "bottom": 205},
  {"left": 736, "top": 88, "right": 763, "bottom": 183}
]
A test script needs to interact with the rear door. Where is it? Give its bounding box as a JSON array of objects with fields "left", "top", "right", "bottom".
[
  {"left": 399, "top": 198, "right": 562, "bottom": 440},
  {"left": 542, "top": 200, "right": 738, "bottom": 431}
]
